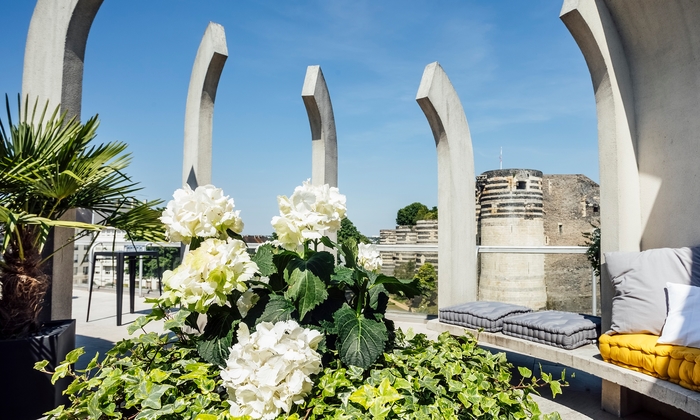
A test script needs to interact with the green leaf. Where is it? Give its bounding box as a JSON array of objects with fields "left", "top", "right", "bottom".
[
  {"left": 164, "top": 308, "right": 191, "bottom": 331},
  {"left": 64, "top": 347, "right": 85, "bottom": 364},
  {"left": 252, "top": 243, "right": 275, "bottom": 277},
  {"left": 549, "top": 381, "right": 562, "bottom": 398},
  {"left": 331, "top": 265, "right": 354, "bottom": 286},
  {"left": 257, "top": 295, "right": 296, "bottom": 323},
  {"left": 196, "top": 315, "right": 238, "bottom": 367},
  {"left": 195, "top": 415, "right": 218, "bottom": 420},
  {"left": 285, "top": 268, "right": 328, "bottom": 321},
  {"left": 141, "top": 383, "right": 172, "bottom": 409},
  {"left": 34, "top": 360, "right": 49, "bottom": 371},
  {"left": 287, "top": 251, "right": 336, "bottom": 282},
  {"left": 374, "top": 274, "right": 421, "bottom": 297},
  {"left": 334, "top": 304, "right": 388, "bottom": 369},
  {"left": 320, "top": 235, "right": 336, "bottom": 249},
  {"left": 341, "top": 241, "right": 357, "bottom": 269},
  {"left": 127, "top": 315, "right": 153, "bottom": 335},
  {"left": 518, "top": 366, "right": 532, "bottom": 379},
  {"left": 368, "top": 284, "right": 389, "bottom": 311}
]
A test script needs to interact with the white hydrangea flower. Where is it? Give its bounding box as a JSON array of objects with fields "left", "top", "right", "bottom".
[
  {"left": 160, "top": 238, "right": 258, "bottom": 313},
  {"left": 271, "top": 180, "right": 346, "bottom": 251},
  {"left": 357, "top": 243, "right": 382, "bottom": 273},
  {"left": 160, "top": 184, "right": 244, "bottom": 244},
  {"left": 220, "top": 321, "right": 323, "bottom": 420}
]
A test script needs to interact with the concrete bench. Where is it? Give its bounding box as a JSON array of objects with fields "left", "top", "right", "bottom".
[{"left": 427, "top": 319, "right": 700, "bottom": 418}]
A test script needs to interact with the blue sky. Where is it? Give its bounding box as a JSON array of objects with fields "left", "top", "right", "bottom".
[{"left": 0, "top": 1, "right": 598, "bottom": 236}]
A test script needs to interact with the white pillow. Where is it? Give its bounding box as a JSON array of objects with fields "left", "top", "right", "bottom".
[{"left": 658, "top": 282, "right": 700, "bottom": 347}]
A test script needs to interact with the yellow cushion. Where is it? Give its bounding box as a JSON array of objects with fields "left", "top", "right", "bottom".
[{"left": 599, "top": 333, "right": 700, "bottom": 391}]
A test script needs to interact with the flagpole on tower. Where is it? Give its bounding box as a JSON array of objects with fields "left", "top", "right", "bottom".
[{"left": 499, "top": 147, "right": 502, "bottom": 169}]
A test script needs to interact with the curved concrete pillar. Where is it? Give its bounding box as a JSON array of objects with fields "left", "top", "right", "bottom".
[
  {"left": 560, "top": 0, "right": 641, "bottom": 257},
  {"left": 21, "top": 0, "right": 102, "bottom": 322},
  {"left": 562, "top": 0, "right": 700, "bottom": 333},
  {"left": 416, "top": 62, "right": 477, "bottom": 307},
  {"left": 302, "top": 65, "right": 338, "bottom": 188},
  {"left": 22, "top": 0, "right": 103, "bottom": 119},
  {"left": 183, "top": 22, "right": 228, "bottom": 188}
]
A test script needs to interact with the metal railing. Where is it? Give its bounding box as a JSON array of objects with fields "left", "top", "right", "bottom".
[{"left": 372, "top": 244, "right": 597, "bottom": 315}]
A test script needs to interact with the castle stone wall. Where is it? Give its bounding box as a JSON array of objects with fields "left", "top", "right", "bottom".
[{"left": 542, "top": 174, "right": 600, "bottom": 314}]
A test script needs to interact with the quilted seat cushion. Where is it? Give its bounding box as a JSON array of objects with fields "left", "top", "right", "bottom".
[
  {"left": 502, "top": 311, "right": 598, "bottom": 350},
  {"left": 599, "top": 333, "right": 700, "bottom": 392},
  {"left": 439, "top": 301, "right": 532, "bottom": 332}
]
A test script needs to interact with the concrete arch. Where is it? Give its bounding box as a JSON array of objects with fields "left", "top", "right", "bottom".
[
  {"left": 183, "top": 22, "right": 228, "bottom": 189},
  {"left": 22, "top": 0, "right": 103, "bottom": 321},
  {"left": 562, "top": 0, "right": 700, "bottom": 330},
  {"left": 22, "top": 0, "right": 103, "bottom": 120},
  {"left": 302, "top": 65, "right": 338, "bottom": 188},
  {"left": 560, "top": 0, "right": 641, "bottom": 257},
  {"left": 416, "top": 62, "right": 477, "bottom": 307}
]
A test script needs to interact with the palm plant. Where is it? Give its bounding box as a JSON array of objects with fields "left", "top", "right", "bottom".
[{"left": 0, "top": 96, "right": 165, "bottom": 339}]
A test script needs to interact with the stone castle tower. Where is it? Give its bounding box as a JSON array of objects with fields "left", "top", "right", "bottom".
[
  {"left": 477, "top": 169, "right": 547, "bottom": 309},
  {"left": 379, "top": 170, "right": 599, "bottom": 313}
]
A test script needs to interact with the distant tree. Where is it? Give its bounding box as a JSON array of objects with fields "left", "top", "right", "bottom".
[
  {"left": 414, "top": 262, "right": 437, "bottom": 296},
  {"left": 142, "top": 246, "right": 181, "bottom": 279},
  {"left": 396, "top": 202, "right": 429, "bottom": 226},
  {"left": 396, "top": 202, "right": 437, "bottom": 225},
  {"left": 338, "top": 217, "right": 369, "bottom": 245},
  {"left": 582, "top": 226, "right": 601, "bottom": 277},
  {"left": 416, "top": 206, "right": 438, "bottom": 221}
]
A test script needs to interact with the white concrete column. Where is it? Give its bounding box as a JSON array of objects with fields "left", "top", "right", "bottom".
[
  {"left": 22, "top": 0, "right": 103, "bottom": 119},
  {"left": 183, "top": 22, "right": 228, "bottom": 189},
  {"left": 302, "top": 65, "right": 338, "bottom": 188},
  {"left": 22, "top": 0, "right": 103, "bottom": 321},
  {"left": 560, "top": 0, "right": 643, "bottom": 332},
  {"left": 416, "top": 62, "right": 477, "bottom": 308},
  {"left": 560, "top": 0, "right": 641, "bottom": 256}
]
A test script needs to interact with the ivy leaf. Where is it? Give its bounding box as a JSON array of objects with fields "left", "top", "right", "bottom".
[
  {"left": 164, "top": 309, "right": 191, "bottom": 331},
  {"left": 141, "top": 383, "right": 173, "bottom": 409},
  {"left": 334, "top": 304, "right": 388, "bottom": 369},
  {"left": 257, "top": 295, "right": 296, "bottom": 323},
  {"left": 127, "top": 315, "right": 154, "bottom": 335},
  {"left": 285, "top": 268, "right": 328, "bottom": 321},
  {"left": 252, "top": 243, "right": 275, "bottom": 277},
  {"left": 518, "top": 366, "right": 532, "bottom": 379},
  {"left": 549, "top": 381, "right": 562, "bottom": 398}
]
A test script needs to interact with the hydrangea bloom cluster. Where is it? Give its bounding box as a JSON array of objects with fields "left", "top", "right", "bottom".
[
  {"left": 271, "top": 180, "right": 346, "bottom": 251},
  {"left": 160, "top": 184, "right": 243, "bottom": 244},
  {"left": 357, "top": 243, "right": 382, "bottom": 273},
  {"left": 160, "top": 238, "right": 258, "bottom": 313},
  {"left": 220, "top": 321, "right": 323, "bottom": 419}
]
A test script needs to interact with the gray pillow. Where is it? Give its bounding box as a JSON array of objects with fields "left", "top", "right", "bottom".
[
  {"left": 439, "top": 301, "right": 532, "bottom": 332},
  {"left": 605, "top": 246, "right": 700, "bottom": 335}
]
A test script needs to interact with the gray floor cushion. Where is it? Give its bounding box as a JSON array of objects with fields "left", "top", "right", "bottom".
[
  {"left": 502, "top": 311, "right": 598, "bottom": 350},
  {"left": 439, "top": 301, "right": 532, "bottom": 332}
]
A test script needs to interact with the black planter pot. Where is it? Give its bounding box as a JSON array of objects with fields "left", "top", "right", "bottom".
[{"left": 0, "top": 319, "right": 76, "bottom": 420}]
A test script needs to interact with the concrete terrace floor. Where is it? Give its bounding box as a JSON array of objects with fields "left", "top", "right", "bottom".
[{"left": 70, "top": 286, "right": 673, "bottom": 420}]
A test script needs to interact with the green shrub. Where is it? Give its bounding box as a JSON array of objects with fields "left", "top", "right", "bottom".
[{"left": 38, "top": 328, "right": 566, "bottom": 419}]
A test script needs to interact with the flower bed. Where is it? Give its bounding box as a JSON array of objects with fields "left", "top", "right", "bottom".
[{"left": 37, "top": 182, "right": 565, "bottom": 419}]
